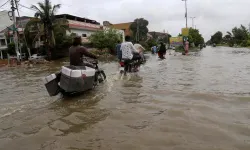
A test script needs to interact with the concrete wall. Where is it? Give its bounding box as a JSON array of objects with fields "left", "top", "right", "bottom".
[
  {"left": 0, "top": 11, "right": 12, "bottom": 32},
  {"left": 109, "top": 22, "right": 132, "bottom": 36},
  {"left": 67, "top": 29, "right": 95, "bottom": 37},
  {"left": 0, "top": 11, "right": 12, "bottom": 54}
]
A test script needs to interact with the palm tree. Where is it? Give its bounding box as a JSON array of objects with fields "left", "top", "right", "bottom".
[{"left": 31, "top": 0, "right": 61, "bottom": 60}]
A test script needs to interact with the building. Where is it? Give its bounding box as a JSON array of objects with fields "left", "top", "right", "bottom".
[
  {"left": 55, "top": 14, "right": 102, "bottom": 42},
  {"left": 104, "top": 21, "right": 133, "bottom": 36},
  {"left": 0, "top": 11, "right": 13, "bottom": 58},
  {"left": 148, "top": 31, "right": 170, "bottom": 40}
]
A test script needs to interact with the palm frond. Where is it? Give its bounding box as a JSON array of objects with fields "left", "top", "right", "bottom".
[
  {"left": 37, "top": 2, "right": 46, "bottom": 12},
  {"left": 51, "top": 4, "right": 61, "bottom": 14},
  {"left": 31, "top": 5, "right": 41, "bottom": 11}
]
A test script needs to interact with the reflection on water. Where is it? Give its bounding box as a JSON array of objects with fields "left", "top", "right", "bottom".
[{"left": 0, "top": 47, "right": 249, "bottom": 150}]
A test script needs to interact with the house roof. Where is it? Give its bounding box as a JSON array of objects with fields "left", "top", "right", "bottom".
[{"left": 55, "top": 14, "right": 100, "bottom": 25}]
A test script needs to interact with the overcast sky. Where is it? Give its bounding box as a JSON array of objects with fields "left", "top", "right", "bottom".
[{"left": 1, "top": 0, "right": 250, "bottom": 41}]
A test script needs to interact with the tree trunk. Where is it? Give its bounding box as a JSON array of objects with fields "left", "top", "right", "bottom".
[
  {"left": 52, "top": 30, "right": 56, "bottom": 46},
  {"left": 44, "top": 24, "right": 51, "bottom": 61}
]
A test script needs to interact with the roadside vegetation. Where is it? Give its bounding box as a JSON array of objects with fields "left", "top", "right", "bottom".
[{"left": 207, "top": 25, "right": 250, "bottom": 48}]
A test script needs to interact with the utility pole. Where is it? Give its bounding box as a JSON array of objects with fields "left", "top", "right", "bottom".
[
  {"left": 182, "top": 0, "right": 188, "bottom": 28},
  {"left": 136, "top": 19, "right": 139, "bottom": 42},
  {"left": 190, "top": 17, "right": 195, "bottom": 29},
  {"left": 10, "top": 0, "right": 19, "bottom": 62}
]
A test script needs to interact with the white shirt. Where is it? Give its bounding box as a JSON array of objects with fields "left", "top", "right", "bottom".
[{"left": 121, "top": 42, "right": 137, "bottom": 60}]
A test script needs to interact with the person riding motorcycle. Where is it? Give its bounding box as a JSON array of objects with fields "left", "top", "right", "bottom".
[
  {"left": 120, "top": 36, "right": 141, "bottom": 71},
  {"left": 69, "top": 36, "right": 98, "bottom": 67},
  {"left": 121, "top": 36, "right": 141, "bottom": 61}
]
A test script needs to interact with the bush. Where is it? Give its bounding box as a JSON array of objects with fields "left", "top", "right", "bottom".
[
  {"left": 241, "top": 40, "right": 248, "bottom": 47},
  {"left": 247, "top": 40, "right": 250, "bottom": 46},
  {"left": 139, "top": 41, "right": 150, "bottom": 51},
  {"left": 175, "top": 45, "right": 185, "bottom": 52},
  {"left": 228, "top": 40, "right": 235, "bottom": 47},
  {"left": 88, "top": 28, "right": 122, "bottom": 51},
  {"left": 147, "top": 39, "right": 157, "bottom": 48},
  {"left": 7, "top": 42, "right": 16, "bottom": 55}
]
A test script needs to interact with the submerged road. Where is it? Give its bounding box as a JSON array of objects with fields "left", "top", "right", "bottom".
[{"left": 0, "top": 46, "right": 249, "bottom": 150}]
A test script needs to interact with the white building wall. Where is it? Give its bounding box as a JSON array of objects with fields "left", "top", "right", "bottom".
[
  {"left": 0, "top": 11, "right": 12, "bottom": 53},
  {"left": 66, "top": 29, "right": 95, "bottom": 37},
  {"left": 0, "top": 11, "right": 12, "bottom": 32}
]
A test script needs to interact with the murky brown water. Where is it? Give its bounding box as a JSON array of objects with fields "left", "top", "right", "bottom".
[{"left": 0, "top": 46, "right": 249, "bottom": 150}]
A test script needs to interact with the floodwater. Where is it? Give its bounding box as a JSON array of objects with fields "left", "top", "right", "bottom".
[{"left": 0, "top": 46, "right": 249, "bottom": 150}]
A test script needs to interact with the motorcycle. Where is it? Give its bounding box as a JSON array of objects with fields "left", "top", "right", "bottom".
[
  {"left": 119, "top": 58, "right": 144, "bottom": 75},
  {"left": 44, "top": 58, "right": 106, "bottom": 97}
]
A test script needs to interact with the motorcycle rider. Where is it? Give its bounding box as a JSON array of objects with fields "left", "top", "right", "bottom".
[
  {"left": 120, "top": 36, "right": 141, "bottom": 71},
  {"left": 69, "top": 36, "right": 98, "bottom": 67},
  {"left": 121, "top": 36, "right": 141, "bottom": 61}
]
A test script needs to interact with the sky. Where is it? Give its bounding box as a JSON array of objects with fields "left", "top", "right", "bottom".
[{"left": 1, "top": 0, "right": 250, "bottom": 41}]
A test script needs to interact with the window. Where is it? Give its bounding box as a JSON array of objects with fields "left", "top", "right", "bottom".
[
  {"left": 0, "top": 39, "right": 6, "bottom": 46},
  {"left": 82, "top": 34, "right": 87, "bottom": 37}
]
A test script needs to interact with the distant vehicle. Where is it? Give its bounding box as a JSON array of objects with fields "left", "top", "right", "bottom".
[
  {"left": 169, "top": 45, "right": 175, "bottom": 50},
  {"left": 29, "top": 54, "right": 46, "bottom": 60},
  {"left": 213, "top": 43, "right": 216, "bottom": 47}
]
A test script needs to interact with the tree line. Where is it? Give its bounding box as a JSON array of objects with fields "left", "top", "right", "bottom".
[{"left": 208, "top": 24, "right": 250, "bottom": 47}]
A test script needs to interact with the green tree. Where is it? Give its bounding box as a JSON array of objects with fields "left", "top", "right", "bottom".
[
  {"left": 31, "top": 0, "right": 61, "bottom": 59},
  {"left": 211, "top": 31, "right": 223, "bottom": 44},
  {"left": 147, "top": 39, "right": 157, "bottom": 48},
  {"left": 24, "top": 18, "right": 69, "bottom": 48},
  {"left": 130, "top": 18, "right": 149, "bottom": 42},
  {"left": 188, "top": 28, "right": 204, "bottom": 46},
  {"left": 232, "top": 25, "right": 248, "bottom": 45},
  {"left": 159, "top": 34, "right": 171, "bottom": 44},
  {"left": 224, "top": 25, "right": 249, "bottom": 47},
  {"left": 88, "top": 28, "right": 122, "bottom": 51}
]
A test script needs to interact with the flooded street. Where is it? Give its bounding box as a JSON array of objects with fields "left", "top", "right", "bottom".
[{"left": 0, "top": 46, "right": 249, "bottom": 150}]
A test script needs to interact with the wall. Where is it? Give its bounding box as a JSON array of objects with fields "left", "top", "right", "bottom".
[
  {"left": 66, "top": 29, "right": 96, "bottom": 43},
  {"left": 0, "top": 11, "right": 12, "bottom": 53},
  {"left": 67, "top": 29, "right": 95, "bottom": 37},
  {"left": 109, "top": 22, "right": 132, "bottom": 36},
  {"left": 0, "top": 11, "right": 12, "bottom": 32}
]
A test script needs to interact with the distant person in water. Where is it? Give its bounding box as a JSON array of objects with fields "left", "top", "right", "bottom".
[
  {"left": 185, "top": 40, "right": 189, "bottom": 55},
  {"left": 158, "top": 42, "right": 166, "bottom": 59},
  {"left": 151, "top": 45, "right": 157, "bottom": 54}
]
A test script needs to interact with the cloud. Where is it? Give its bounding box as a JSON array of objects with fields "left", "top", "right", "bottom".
[{"left": 13, "top": 0, "right": 250, "bottom": 41}]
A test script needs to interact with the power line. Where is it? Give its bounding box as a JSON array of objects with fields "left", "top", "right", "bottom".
[
  {"left": 18, "top": 3, "right": 36, "bottom": 11},
  {"left": 0, "top": 0, "right": 10, "bottom": 9}
]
